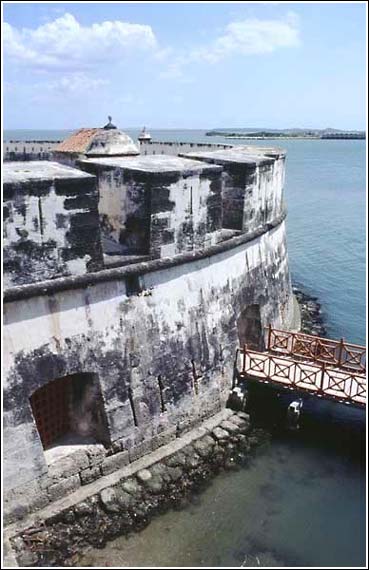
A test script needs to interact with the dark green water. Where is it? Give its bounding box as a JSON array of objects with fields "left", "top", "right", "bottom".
[{"left": 78, "top": 421, "right": 365, "bottom": 567}]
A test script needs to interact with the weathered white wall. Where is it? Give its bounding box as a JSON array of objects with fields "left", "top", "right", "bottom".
[
  {"left": 3, "top": 162, "right": 103, "bottom": 286},
  {"left": 243, "top": 156, "right": 285, "bottom": 232},
  {"left": 181, "top": 148, "right": 286, "bottom": 235},
  {"left": 80, "top": 156, "right": 223, "bottom": 257},
  {"left": 95, "top": 168, "right": 148, "bottom": 251},
  {"left": 3, "top": 221, "right": 296, "bottom": 495},
  {"left": 151, "top": 171, "right": 222, "bottom": 257}
]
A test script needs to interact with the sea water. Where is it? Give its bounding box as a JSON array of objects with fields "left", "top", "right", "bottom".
[{"left": 3, "top": 130, "right": 366, "bottom": 567}]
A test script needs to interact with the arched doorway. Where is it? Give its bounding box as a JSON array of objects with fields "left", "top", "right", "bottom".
[
  {"left": 30, "top": 373, "right": 110, "bottom": 450},
  {"left": 237, "top": 304, "right": 263, "bottom": 350}
]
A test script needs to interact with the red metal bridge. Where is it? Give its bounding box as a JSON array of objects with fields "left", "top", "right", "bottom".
[{"left": 237, "top": 326, "right": 366, "bottom": 408}]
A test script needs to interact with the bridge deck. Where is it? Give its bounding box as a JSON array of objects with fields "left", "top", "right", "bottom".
[
  {"left": 237, "top": 331, "right": 366, "bottom": 408},
  {"left": 266, "top": 326, "right": 366, "bottom": 374}
]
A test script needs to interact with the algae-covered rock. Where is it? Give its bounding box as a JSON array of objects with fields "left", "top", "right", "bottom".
[
  {"left": 166, "top": 466, "right": 184, "bottom": 482},
  {"left": 144, "top": 475, "right": 164, "bottom": 494},
  {"left": 220, "top": 419, "right": 241, "bottom": 433},
  {"left": 212, "top": 427, "right": 229, "bottom": 441},
  {"left": 100, "top": 488, "right": 120, "bottom": 513},
  {"left": 193, "top": 435, "right": 215, "bottom": 457},
  {"left": 137, "top": 469, "right": 152, "bottom": 483},
  {"left": 150, "top": 463, "right": 172, "bottom": 483},
  {"left": 121, "top": 477, "right": 143, "bottom": 497},
  {"left": 74, "top": 500, "right": 95, "bottom": 516},
  {"left": 166, "top": 451, "right": 187, "bottom": 468},
  {"left": 116, "top": 490, "right": 134, "bottom": 509}
]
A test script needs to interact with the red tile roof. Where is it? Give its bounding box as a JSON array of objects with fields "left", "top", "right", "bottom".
[{"left": 54, "top": 129, "right": 100, "bottom": 154}]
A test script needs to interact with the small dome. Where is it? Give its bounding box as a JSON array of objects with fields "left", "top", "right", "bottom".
[
  {"left": 54, "top": 120, "right": 139, "bottom": 158},
  {"left": 86, "top": 129, "right": 139, "bottom": 156}
]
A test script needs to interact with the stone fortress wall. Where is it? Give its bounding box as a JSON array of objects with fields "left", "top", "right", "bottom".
[
  {"left": 139, "top": 139, "right": 232, "bottom": 156},
  {"left": 3, "top": 141, "right": 61, "bottom": 162},
  {"left": 3, "top": 162, "right": 103, "bottom": 287},
  {"left": 3, "top": 139, "right": 231, "bottom": 162},
  {"left": 3, "top": 127, "right": 299, "bottom": 527}
]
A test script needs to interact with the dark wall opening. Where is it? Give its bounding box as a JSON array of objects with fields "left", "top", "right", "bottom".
[
  {"left": 237, "top": 304, "right": 263, "bottom": 350},
  {"left": 30, "top": 373, "right": 110, "bottom": 450}
]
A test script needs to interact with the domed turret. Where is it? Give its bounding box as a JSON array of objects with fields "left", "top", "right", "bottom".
[{"left": 54, "top": 117, "right": 139, "bottom": 166}]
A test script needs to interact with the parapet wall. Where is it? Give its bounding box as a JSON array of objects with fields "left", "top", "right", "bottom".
[
  {"left": 3, "top": 139, "right": 231, "bottom": 162},
  {"left": 79, "top": 155, "right": 225, "bottom": 258},
  {"left": 139, "top": 140, "right": 232, "bottom": 156},
  {"left": 3, "top": 141, "right": 61, "bottom": 162},
  {"left": 3, "top": 162, "right": 103, "bottom": 287},
  {"left": 182, "top": 147, "right": 286, "bottom": 233}
]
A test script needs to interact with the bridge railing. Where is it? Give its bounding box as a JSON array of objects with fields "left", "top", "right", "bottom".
[
  {"left": 266, "top": 325, "right": 366, "bottom": 374},
  {"left": 238, "top": 346, "right": 366, "bottom": 407}
]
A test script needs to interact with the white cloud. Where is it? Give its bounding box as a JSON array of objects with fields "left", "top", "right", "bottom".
[
  {"left": 159, "top": 59, "right": 187, "bottom": 80},
  {"left": 18, "top": 73, "right": 110, "bottom": 106},
  {"left": 44, "top": 73, "right": 110, "bottom": 94},
  {"left": 3, "top": 11, "right": 300, "bottom": 88},
  {"left": 3, "top": 13, "right": 158, "bottom": 72},
  {"left": 160, "top": 13, "right": 300, "bottom": 79},
  {"left": 197, "top": 14, "right": 300, "bottom": 63}
]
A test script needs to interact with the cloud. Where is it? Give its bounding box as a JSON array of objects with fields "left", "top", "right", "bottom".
[
  {"left": 12, "top": 73, "right": 110, "bottom": 106},
  {"left": 159, "top": 13, "right": 300, "bottom": 79},
  {"left": 159, "top": 59, "right": 190, "bottom": 81},
  {"left": 3, "top": 13, "right": 158, "bottom": 72},
  {"left": 196, "top": 13, "right": 300, "bottom": 63},
  {"left": 43, "top": 73, "right": 110, "bottom": 94},
  {"left": 3, "top": 11, "right": 300, "bottom": 88}
]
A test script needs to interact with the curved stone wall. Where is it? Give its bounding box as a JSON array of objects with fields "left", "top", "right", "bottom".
[
  {"left": 3, "top": 219, "right": 297, "bottom": 512},
  {"left": 3, "top": 141, "right": 299, "bottom": 525}
]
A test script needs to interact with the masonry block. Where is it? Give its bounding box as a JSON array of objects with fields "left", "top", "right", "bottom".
[
  {"left": 47, "top": 474, "right": 81, "bottom": 502},
  {"left": 80, "top": 466, "right": 102, "bottom": 485},
  {"left": 101, "top": 450, "right": 130, "bottom": 475},
  {"left": 128, "top": 441, "right": 153, "bottom": 463}
]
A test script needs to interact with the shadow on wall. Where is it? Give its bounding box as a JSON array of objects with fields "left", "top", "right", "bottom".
[
  {"left": 237, "top": 304, "right": 263, "bottom": 350},
  {"left": 29, "top": 373, "right": 111, "bottom": 450}
]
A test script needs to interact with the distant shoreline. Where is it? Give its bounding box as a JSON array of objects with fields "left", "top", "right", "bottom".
[
  {"left": 224, "top": 136, "right": 321, "bottom": 140},
  {"left": 206, "top": 131, "right": 366, "bottom": 140},
  {"left": 219, "top": 135, "right": 365, "bottom": 140}
]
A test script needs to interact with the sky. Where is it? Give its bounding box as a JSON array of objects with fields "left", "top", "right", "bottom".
[{"left": 2, "top": 1, "right": 367, "bottom": 130}]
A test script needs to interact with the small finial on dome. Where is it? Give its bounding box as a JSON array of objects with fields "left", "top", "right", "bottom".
[{"left": 104, "top": 116, "right": 117, "bottom": 130}]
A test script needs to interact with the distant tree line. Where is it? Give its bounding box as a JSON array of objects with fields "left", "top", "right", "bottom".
[{"left": 206, "top": 130, "right": 365, "bottom": 140}]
